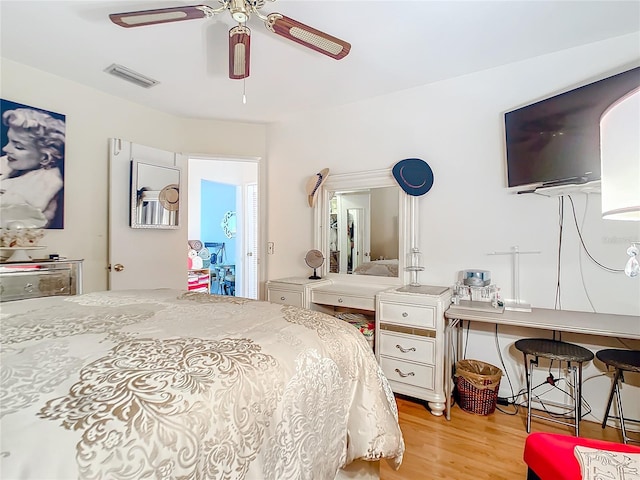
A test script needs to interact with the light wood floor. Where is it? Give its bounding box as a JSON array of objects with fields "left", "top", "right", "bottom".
[{"left": 380, "top": 395, "right": 624, "bottom": 480}]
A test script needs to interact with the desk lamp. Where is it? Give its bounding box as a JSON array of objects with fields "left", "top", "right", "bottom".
[{"left": 600, "top": 88, "right": 639, "bottom": 277}]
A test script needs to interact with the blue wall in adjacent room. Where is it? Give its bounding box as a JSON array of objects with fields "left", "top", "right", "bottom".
[{"left": 201, "top": 180, "right": 236, "bottom": 265}]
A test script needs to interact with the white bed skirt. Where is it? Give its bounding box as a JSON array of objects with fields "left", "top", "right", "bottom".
[{"left": 336, "top": 460, "right": 380, "bottom": 479}]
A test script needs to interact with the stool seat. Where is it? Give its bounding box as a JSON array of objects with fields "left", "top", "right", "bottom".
[
  {"left": 515, "top": 338, "right": 594, "bottom": 363},
  {"left": 596, "top": 349, "right": 640, "bottom": 373}
]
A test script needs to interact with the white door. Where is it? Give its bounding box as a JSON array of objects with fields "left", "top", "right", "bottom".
[{"left": 108, "top": 138, "right": 187, "bottom": 290}]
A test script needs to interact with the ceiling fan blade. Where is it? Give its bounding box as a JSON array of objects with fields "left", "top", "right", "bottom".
[
  {"left": 265, "top": 14, "right": 351, "bottom": 60},
  {"left": 110, "top": 5, "right": 213, "bottom": 28},
  {"left": 229, "top": 26, "right": 251, "bottom": 80}
]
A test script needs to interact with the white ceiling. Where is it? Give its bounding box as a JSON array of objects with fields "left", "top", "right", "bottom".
[{"left": 1, "top": 1, "right": 639, "bottom": 124}]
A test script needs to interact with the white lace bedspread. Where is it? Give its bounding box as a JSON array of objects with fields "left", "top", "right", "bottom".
[{"left": 0, "top": 289, "right": 404, "bottom": 479}]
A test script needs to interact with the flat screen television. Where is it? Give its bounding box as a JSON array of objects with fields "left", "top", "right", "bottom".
[{"left": 504, "top": 66, "right": 640, "bottom": 192}]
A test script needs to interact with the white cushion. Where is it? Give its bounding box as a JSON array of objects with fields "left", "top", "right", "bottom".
[{"left": 574, "top": 445, "right": 640, "bottom": 480}]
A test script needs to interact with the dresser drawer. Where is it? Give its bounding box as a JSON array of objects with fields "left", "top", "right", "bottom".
[
  {"left": 311, "top": 290, "right": 375, "bottom": 311},
  {"left": 380, "top": 357, "right": 434, "bottom": 390},
  {"left": 268, "top": 288, "right": 303, "bottom": 307},
  {"left": 379, "top": 330, "right": 435, "bottom": 364},
  {"left": 378, "top": 301, "right": 435, "bottom": 328},
  {"left": 0, "top": 269, "right": 73, "bottom": 302}
]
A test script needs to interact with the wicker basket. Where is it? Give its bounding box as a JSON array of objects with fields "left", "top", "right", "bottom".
[{"left": 454, "top": 359, "right": 502, "bottom": 415}]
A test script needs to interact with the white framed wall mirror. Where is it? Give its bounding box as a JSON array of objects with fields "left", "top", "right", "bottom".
[
  {"left": 130, "top": 160, "right": 181, "bottom": 229},
  {"left": 314, "top": 169, "right": 412, "bottom": 285}
]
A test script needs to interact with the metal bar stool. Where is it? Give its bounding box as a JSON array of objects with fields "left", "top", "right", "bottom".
[
  {"left": 515, "top": 338, "right": 594, "bottom": 436},
  {"left": 596, "top": 349, "right": 640, "bottom": 444}
]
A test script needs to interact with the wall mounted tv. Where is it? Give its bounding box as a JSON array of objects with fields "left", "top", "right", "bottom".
[{"left": 504, "top": 66, "right": 640, "bottom": 193}]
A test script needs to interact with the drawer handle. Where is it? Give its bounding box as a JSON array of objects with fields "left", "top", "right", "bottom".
[
  {"left": 395, "top": 368, "right": 415, "bottom": 378},
  {"left": 402, "top": 312, "right": 408, "bottom": 317},
  {"left": 396, "top": 344, "right": 416, "bottom": 354},
  {"left": 280, "top": 296, "right": 286, "bottom": 301},
  {"left": 24, "top": 283, "right": 34, "bottom": 293},
  {"left": 338, "top": 298, "right": 343, "bottom": 303}
]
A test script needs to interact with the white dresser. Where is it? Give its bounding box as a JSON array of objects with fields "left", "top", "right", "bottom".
[{"left": 375, "top": 285, "right": 452, "bottom": 416}]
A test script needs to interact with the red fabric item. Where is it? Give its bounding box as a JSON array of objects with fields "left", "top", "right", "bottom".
[{"left": 523, "top": 432, "right": 640, "bottom": 480}]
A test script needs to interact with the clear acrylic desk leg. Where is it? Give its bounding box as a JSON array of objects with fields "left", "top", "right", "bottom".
[{"left": 445, "top": 317, "right": 461, "bottom": 421}]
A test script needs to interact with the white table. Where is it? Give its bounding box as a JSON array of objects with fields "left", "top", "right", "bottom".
[{"left": 443, "top": 305, "right": 640, "bottom": 420}]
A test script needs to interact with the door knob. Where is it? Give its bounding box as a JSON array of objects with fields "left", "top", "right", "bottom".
[
  {"left": 247, "top": 252, "right": 253, "bottom": 257},
  {"left": 114, "top": 264, "right": 125, "bottom": 272}
]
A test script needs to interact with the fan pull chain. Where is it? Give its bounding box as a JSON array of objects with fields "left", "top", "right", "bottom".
[{"left": 242, "top": 78, "right": 247, "bottom": 104}]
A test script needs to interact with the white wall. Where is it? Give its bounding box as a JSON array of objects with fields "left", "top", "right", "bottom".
[
  {"left": 1, "top": 59, "right": 267, "bottom": 292},
  {"left": 266, "top": 33, "right": 640, "bottom": 424}
]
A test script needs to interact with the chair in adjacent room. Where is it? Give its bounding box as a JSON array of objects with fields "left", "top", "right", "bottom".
[
  {"left": 596, "top": 348, "right": 640, "bottom": 444},
  {"left": 515, "top": 338, "right": 594, "bottom": 436}
]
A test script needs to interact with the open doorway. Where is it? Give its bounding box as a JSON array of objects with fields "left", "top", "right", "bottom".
[{"left": 188, "top": 157, "right": 259, "bottom": 299}]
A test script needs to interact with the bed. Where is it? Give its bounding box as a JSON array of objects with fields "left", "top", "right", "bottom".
[
  {"left": 0, "top": 289, "right": 404, "bottom": 479},
  {"left": 353, "top": 260, "right": 399, "bottom": 277}
]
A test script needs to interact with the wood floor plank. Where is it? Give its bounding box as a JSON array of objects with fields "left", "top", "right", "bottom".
[{"left": 380, "top": 395, "right": 624, "bottom": 480}]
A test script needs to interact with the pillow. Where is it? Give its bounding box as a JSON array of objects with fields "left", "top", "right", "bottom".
[{"left": 574, "top": 445, "right": 640, "bottom": 480}]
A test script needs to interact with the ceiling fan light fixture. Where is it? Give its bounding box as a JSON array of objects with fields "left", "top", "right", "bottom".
[
  {"left": 230, "top": 0, "right": 250, "bottom": 23},
  {"left": 232, "top": 12, "right": 249, "bottom": 23},
  {"left": 265, "top": 14, "right": 351, "bottom": 60},
  {"left": 229, "top": 26, "right": 251, "bottom": 80}
]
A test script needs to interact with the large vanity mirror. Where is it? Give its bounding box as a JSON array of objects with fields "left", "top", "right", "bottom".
[
  {"left": 315, "top": 169, "right": 411, "bottom": 284},
  {"left": 130, "top": 160, "right": 181, "bottom": 229}
]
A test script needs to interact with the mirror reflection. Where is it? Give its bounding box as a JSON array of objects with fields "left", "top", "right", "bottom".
[
  {"left": 221, "top": 211, "right": 236, "bottom": 238},
  {"left": 131, "top": 161, "right": 180, "bottom": 229},
  {"left": 329, "top": 187, "right": 399, "bottom": 277}
]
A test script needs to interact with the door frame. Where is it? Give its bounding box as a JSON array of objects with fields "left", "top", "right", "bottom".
[{"left": 187, "top": 155, "right": 264, "bottom": 299}]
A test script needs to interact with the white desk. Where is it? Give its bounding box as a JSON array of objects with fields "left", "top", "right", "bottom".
[{"left": 443, "top": 306, "right": 640, "bottom": 420}]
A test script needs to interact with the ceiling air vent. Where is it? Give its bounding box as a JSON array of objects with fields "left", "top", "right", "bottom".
[{"left": 104, "top": 63, "right": 159, "bottom": 88}]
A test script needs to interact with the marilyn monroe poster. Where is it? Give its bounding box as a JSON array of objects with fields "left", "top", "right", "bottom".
[{"left": 0, "top": 99, "right": 66, "bottom": 229}]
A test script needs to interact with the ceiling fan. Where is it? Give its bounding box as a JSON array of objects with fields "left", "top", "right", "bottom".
[{"left": 109, "top": 0, "right": 351, "bottom": 80}]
